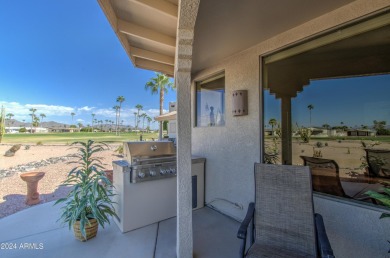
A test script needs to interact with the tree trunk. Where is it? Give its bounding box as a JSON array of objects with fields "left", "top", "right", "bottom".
[{"left": 159, "top": 89, "right": 164, "bottom": 140}]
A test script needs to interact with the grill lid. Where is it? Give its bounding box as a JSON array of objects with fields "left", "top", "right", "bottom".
[{"left": 124, "top": 141, "right": 176, "bottom": 164}]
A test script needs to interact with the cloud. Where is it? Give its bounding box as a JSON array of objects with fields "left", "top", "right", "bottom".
[
  {"left": 0, "top": 101, "right": 74, "bottom": 118},
  {"left": 77, "top": 106, "right": 95, "bottom": 112},
  {"left": 0, "top": 101, "right": 166, "bottom": 124}
]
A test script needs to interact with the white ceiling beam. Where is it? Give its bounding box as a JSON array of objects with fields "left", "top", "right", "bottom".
[
  {"left": 135, "top": 58, "right": 174, "bottom": 76},
  {"left": 118, "top": 19, "right": 176, "bottom": 48},
  {"left": 130, "top": 46, "right": 174, "bottom": 66},
  {"left": 131, "top": 0, "right": 178, "bottom": 18}
]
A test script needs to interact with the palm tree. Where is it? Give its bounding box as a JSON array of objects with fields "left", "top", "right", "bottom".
[
  {"left": 322, "top": 124, "right": 330, "bottom": 130},
  {"left": 98, "top": 120, "right": 103, "bottom": 131},
  {"left": 6, "top": 113, "right": 14, "bottom": 126},
  {"left": 29, "top": 108, "right": 37, "bottom": 133},
  {"left": 307, "top": 104, "right": 314, "bottom": 126},
  {"left": 77, "top": 122, "right": 83, "bottom": 129},
  {"left": 135, "top": 104, "right": 143, "bottom": 131},
  {"left": 145, "top": 73, "right": 175, "bottom": 140},
  {"left": 40, "top": 113, "right": 46, "bottom": 126},
  {"left": 268, "top": 118, "right": 277, "bottom": 136},
  {"left": 113, "top": 105, "right": 120, "bottom": 134},
  {"left": 133, "top": 112, "right": 137, "bottom": 131},
  {"left": 91, "top": 113, "right": 96, "bottom": 132},
  {"left": 140, "top": 113, "right": 147, "bottom": 132},
  {"left": 146, "top": 116, "right": 152, "bottom": 132},
  {"left": 116, "top": 96, "right": 125, "bottom": 135},
  {"left": 71, "top": 112, "right": 75, "bottom": 123}
]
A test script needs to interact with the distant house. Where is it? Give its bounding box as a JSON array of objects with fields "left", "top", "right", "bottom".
[
  {"left": 48, "top": 127, "right": 79, "bottom": 133},
  {"left": 5, "top": 127, "right": 48, "bottom": 133},
  {"left": 347, "top": 129, "right": 375, "bottom": 137}
]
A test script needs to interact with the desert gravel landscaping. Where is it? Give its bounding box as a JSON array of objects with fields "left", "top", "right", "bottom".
[{"left": 0, "top": 144, "right": 122, "bottom": 219}]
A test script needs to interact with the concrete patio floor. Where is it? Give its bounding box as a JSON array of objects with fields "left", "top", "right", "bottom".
[{"left": 0, "top": 201, "right": 241, "bottom": 258}]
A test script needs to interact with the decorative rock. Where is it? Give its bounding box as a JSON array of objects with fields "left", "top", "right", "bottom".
[
  {"left": 20, "top": 172, "right": 45, "bottom": 205},
  {"left": 4, "top": 144, "right": 22, "bottom": 157}
]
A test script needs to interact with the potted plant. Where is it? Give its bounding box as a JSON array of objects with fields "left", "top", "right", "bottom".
[
  {"left": 365, "top": 188, "right": 390, "bottom": 253},
  {"left": 55, "top": 140, "right": 118, "bottom": 241}
]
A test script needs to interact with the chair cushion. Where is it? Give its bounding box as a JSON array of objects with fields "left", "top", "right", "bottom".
[{"left": 246, "top": 243, "right": 315, "bottom": 258}]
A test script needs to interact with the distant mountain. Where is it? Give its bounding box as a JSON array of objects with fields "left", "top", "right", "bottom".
[{"left": 5, "top": 119, "right": 68, "bottom": 128}]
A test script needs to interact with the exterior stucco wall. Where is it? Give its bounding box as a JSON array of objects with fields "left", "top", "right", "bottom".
[
  {"left": 192, "top": 49, "right": 261, "bottom": 220},
  {"left": 314, "top": 195, "right": 390, "bottom": 258},
  {"left": 191, "top": 0, "right": 390, "bottom": 251}
]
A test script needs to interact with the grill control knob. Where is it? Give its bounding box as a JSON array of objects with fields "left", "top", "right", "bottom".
[
  {"left": 160, "top": 169, "right": 166, "bottom": 175},
  {"left": 171, "top": 168, "right": 176, "bottom": 174},
  {"left": 149, "top": 170, "right": 157, "bottom": 177},
  {"left": 169, "top": 168, "right": 174, "bottom": 174},
  {"left": 138, "top": 172, "right": 146, "bottom": 178}
]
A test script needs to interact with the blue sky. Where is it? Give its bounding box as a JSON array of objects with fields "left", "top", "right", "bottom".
[
  {"left": 0, "top": 0, "right": 176, "bottom": 128},
  {"left": 264, "top": 74, "right": 390, "bottom": 129}
]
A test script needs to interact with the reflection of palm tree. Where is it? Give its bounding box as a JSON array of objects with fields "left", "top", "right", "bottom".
[
  {"left": 307, "top": 104, "right": 314, "bottom": 126},
  {"left": 269, "top": 118, "right": 277, "bottom": 136},
  {"left": 145, "top": 73, "right": 175, "bottom": 140}
]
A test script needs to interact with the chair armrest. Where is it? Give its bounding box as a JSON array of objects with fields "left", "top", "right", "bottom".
[
  {"left": 237, "top": 202, "right": 255, "bottom": 239},
  {"left": 237, "top": 202, "right": 255, "bottom": 258},
  {"left": 315, "top": 213, "right": 335, "bottom": 258}
]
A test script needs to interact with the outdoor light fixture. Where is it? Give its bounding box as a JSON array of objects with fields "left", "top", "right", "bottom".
[{"left": 232, "top": 90, "right": 248, "bottom": 116}]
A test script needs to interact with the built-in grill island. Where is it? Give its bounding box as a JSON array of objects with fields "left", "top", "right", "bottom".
[{"left": 112, "top": 141, "right": 205, "bottom": 233}]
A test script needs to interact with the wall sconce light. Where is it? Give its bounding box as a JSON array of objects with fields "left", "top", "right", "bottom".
[{"left": 232, "top": 90, "right": 248, "bottom": 116}]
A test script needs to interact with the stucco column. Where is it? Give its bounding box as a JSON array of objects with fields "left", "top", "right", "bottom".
[
  {"left": 175, "top": 1, "right": 200, "bottom": 257},
  {"left": 281, "top": 95, "right": 292, "bottom": 165},
  {"left": 176, "top": 71, "right": 193, "bottom": 258}
]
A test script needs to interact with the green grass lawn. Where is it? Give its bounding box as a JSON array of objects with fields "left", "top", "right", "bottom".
[{"left": 1, "top": 132, "right": 159, "bottom": 144}]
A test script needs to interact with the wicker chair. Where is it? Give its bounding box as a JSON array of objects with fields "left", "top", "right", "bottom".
[{"left": 237, "top": 164, "right": 334, "bottom": 258}]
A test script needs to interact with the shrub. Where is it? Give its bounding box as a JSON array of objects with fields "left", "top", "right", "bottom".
[
  {"left": 19, "top": 127, "right": 27, "bottom": 133},
  {"left": 315, "top": 141, "right": 323, "bottom": 148},
  {"left": 115, "top": 145, "right": 123, "bottom": 154},
  {"left": 36, "top": 141, "right": 43, "bottom": 145}
]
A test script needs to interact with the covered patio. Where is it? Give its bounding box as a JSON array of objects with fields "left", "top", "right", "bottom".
[
  {"left": 2, "top": 1, "right": 390, "bottom": 258},
  {"left": 0, "top": 201, "right": 240, "bottom": 258},
  {"left": 99, "top": 0, "right": 390, "bottom": 257}
]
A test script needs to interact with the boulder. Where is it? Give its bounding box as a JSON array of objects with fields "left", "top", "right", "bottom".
[{"left": 4, "top": 144, "right": 22, "bottom": 157}]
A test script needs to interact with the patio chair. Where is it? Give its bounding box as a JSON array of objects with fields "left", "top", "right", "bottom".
[
  {"left": 365, "top": 149, "right": 390, "bottom": 178},
  {"left": 300, "top": 156, "right": 346, "bottom": 197},
  {"left": 237, "top": 164, "right": 334, "bottom": 258}
]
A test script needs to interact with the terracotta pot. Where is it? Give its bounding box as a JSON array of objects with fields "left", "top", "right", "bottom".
[
  {"left": 73, "top": 218, "right": 98, "bottom": 242},
  {"left": 20, "top": 172, "right": 45, "bottom": 205}
]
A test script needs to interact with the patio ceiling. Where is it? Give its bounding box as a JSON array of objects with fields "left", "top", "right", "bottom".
[
  {"left": 98, "top": 0, "right": 356, "bottom": 77},
  {"left": 192, "top": 0, "right": 355, "bottom": 73},
  {"left": 98, "top": 0, "right": 178, "bottom": 77}
]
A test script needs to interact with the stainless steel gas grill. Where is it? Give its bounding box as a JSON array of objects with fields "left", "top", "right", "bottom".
[
  {"left": 112, "top": 141, "right": 205, "bottom": 233},
  {"left": 124, "top": 141, "right": 177, "bottom": 183}
]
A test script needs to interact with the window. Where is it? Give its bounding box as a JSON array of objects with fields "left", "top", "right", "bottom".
[
  {"left": 262, "top": 15, "right": 390, "bottom": 205},
  {"left": 195, "top": 73, "right": 225, "bottom": 127}
]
